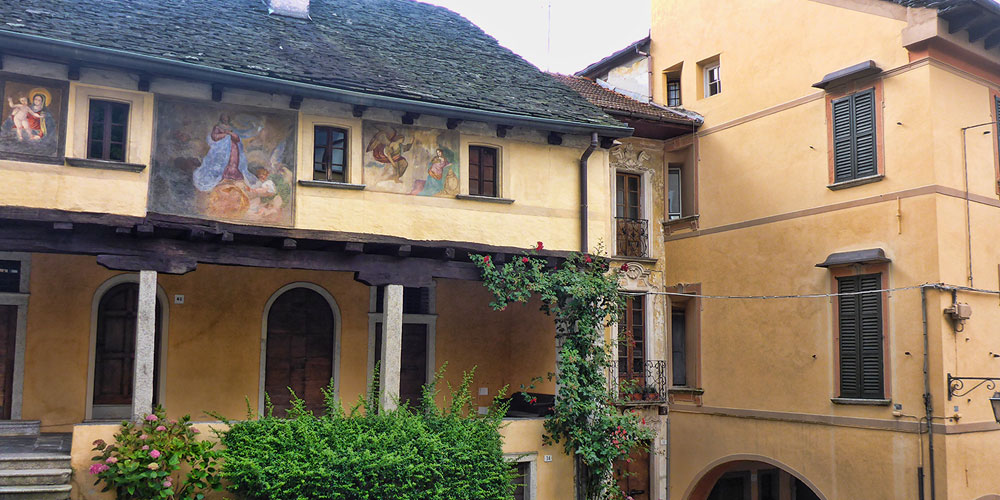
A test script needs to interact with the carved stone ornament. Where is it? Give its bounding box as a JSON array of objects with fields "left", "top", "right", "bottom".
[
  {"left": 610, "top": 142, "right": 651, "bottom": 171},
  {"left": 617, "top": 262, "right": 658, "bottom": 292}
]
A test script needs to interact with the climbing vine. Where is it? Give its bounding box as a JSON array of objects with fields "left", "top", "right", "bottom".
[{"left": 472, "top": 243, "right": 652, "bottom": 500}]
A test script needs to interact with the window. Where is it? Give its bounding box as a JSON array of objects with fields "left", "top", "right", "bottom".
[
  {"left": 505, "top": 456, "right": 536, "bottom": 500},
  {"left": 704, "top": 63, "right": 721, "bottom": 97},
  {"left": 830, "top": 88, "right": 877, "bottom": 183},
  {"left": 667, "top": 283, "right": 700, "bottom": 394},
  {"left": 671, "top": 308, "right": 686, "bottom": 387},
  {"left": 993, "top": 91, "right": 1000, "bottom": 194},
  {"left": 369, "top": 285, "right": 436, "bottom": 408},
  {"left": 836, "top": 273, "right": 884, "bottom": 399},
  {"left": 87, "top": 99, "right": 129, "bottom": 162},
  {"left": 615, "top": 172, "right": 647, "bottom": 258},
  {"left": 511, "top": 461, "right": 529, "bottom": 500},
  {"left": 313, "top": 126, "right": 348, "bottom": 182},
  {"left": 667, "top": 77, "right": 681, "bottom": 107},
  {"left": 668, "top": 167, "right": 682, "bottom": 220},
  {"left": 469, "top": 145, "right": 498, "bottom": 197},
  {"left": 618, "top": 296, "right": 646, "bottom": 385}
]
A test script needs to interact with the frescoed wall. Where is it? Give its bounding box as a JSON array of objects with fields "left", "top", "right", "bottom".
[
  {"left": 149, "top": 98, "right": 297, "bottom": 226},
  {"left": 0, "top": 74, "right": 66, "bottom": 164},
  {"left": 362, "top": 120, "right": 459, "bottom": 197}
]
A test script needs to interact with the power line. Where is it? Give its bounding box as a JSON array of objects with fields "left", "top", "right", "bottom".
[{"left": 617, "top": 282, "right": 1000, "bottom": 300}]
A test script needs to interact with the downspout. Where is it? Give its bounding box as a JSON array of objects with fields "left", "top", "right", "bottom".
[
  {"left": 580, "top": 132, "right": 598, "bottom": 253},
  {"left": 921, "top": 285, "right": 936, "bottom": 500}
]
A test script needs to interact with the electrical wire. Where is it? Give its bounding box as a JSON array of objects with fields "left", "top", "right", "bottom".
[{"left": 617, "top": 282, "right": 1000, "bottom": 300}]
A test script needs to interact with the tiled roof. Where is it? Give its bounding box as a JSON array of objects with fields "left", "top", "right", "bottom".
[
  {"left": 550, "top": 74, "right": 702, "bottom": 126},
  {"left": 0, "top": 0, "right": 623, "bottom": 129}
]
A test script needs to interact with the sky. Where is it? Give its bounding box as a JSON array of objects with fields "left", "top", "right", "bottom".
[{"left": 420, "top": 0, "right": 651, "bottom": 75}]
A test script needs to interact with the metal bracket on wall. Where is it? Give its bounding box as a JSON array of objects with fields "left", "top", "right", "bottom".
[{"left": 947, "top": 373, "right": 1000, "bottom": 400}]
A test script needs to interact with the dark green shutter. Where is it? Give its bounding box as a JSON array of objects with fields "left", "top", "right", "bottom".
[
  {"left": 853, "top": 89, "right": 877, "bottom": 178},
  {"left": 832, "top": 88, "right": 877, "bottom": 183},
  {"left": 838, "top": 274, "right": 883, "bottom": 399},
  {"left": 831, "top": 96, "right": 854, "bottom": 182},
  {"left": 995, "top": 96, "right": 999, "bottom": 159}
]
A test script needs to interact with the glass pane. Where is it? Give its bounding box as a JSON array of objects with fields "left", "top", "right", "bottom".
[
  {"left": 331, "top": 149, "right": 344, "bottom": 166},
  {"left": 330, "top": 129, "right": 345, "bottom": 143},
  {"left": 668, "top": 169, "right": 682, "bottom": 218},
  {"left": 110, "top": 125, "right": 124, "bottom": 143},
  {"left": 314, "top": 128, "right": 328, "bottom": 145},
  {"left": 90, "top": 123, "right": 104, "bottom": 142},
  {"left": 483, "top": 181, "right": 495, "bottom": 197},
  {"left": 89, "top": 102, "right": 105, "bottom": 123},
  {"left": 111, "top": 104, "right": 128, "bottom": 125},
  {"left": 483, "top": 166, "right": 494, "bottom": 182},
  {"left": 329, "top": 169, "right": 345, "bottom": 183},
  {"left": 314, "top": 149, "right": 326, "bottom": 164},
  {"left": 88, "top": 141, "right": 103, "bottom": 159},
  {"left": 109, "top": 143, "right": 124, "bottom": 162}
]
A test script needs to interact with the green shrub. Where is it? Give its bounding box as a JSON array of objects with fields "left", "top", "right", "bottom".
[
  {"left": 219, "top": 368, "right": 516, "bottom": 500},
  {"left": 90, "top": 407, "right": 223, "bottom": 500}
]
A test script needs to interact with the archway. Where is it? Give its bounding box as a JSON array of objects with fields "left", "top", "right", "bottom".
[
  {"left": 260, "top": 283, "right": 341, "bottom": 416},
  {"left": 686, "top": 456, "right": 827, "bottom": 500},
  {"left": 87, "top": 274, "right": 168, "bottom": 420}
]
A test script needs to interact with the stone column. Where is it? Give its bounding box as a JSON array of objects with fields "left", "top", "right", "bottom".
[
  {"left": 131, "top": 270, "right": 157, "bottom": 421},
  {"left": 379, "top": 284, "right": 403, "bottom": 411}
]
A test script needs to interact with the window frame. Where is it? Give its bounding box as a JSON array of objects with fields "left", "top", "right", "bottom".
[
  {"left": 703, "top": 62, "right": 721, "bottom": 98},
  {"left": 312, "top": 125, "right": 349, "bottom": 183},
  {"left": 504, "top": 453, "right": 537, "bottom": 500},
  {"left": 825, "top": 80, "right": 885, "bottom": 188},
  {"left": 617, "top": 295, "right": 647, "bottom": 384},
  {"left": 829, "top": 263, "right": 891, "bottom": 403},
  {"left": 992, "top": 89, "right": 1000, "bottom": 195},
  {"left": 366, "top": 284, "right": 437, "bottom": 397},
  {"left": 86, "top": 98, "right": 130, "bottom": 163},
  {"left": 666, "top": 283, "right": 701, "bottom": 401},
  {"left": 468, "top": 144, "right": 500, "bottom": 198},
  {"left": 666, "top": 76, "right": 681, "bottom": 107},
  {"left": 667, "top": 166, "right": 682, "bottom": 220}
]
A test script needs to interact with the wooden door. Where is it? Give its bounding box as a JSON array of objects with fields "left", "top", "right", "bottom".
[
  {"left": 0, "top": 305, "right": 17, "bottom": 419},
  {"left": 614, "top": 443, "right": 650, "bottom": 500},
  {"left": 94, "top": 283, "right": 161, "bottom": 415},
  {"left": 265, "top": 287, "right": 335, "bottom": 416}
]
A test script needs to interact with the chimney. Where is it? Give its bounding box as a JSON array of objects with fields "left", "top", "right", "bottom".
[{"left": 266, "top": 0, "right": 310, "bottom": 19}]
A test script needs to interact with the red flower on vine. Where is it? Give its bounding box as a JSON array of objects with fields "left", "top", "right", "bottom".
[
  {"left": 522, "top": 257, "right": 530, "bottom": 263},
  {"left": 584, "top": 255, "right": 592, "bottom": 263},
  {"left": 536, "top": 241, "right": 544, "bottom": 251},
  {"left": 620, "top": 263, "right": 629, "bottom": 272},
  {"left": 483, "top": 255, "right": 491, "bottom": 264},
  {"left": 529, "top": 397, "right": 537, "bottom": 404}
]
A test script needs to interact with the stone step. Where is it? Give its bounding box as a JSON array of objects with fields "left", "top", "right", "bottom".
[
  {"left": 0, "top": 469, "right": 71, "bottom": 487},
  {"left": 0, "top": 454, "right": 71, "bottom": 471},
  {"left": 0, "top": 484, "right": 71, "bottom": 500},
  {"left": 0, "top": 421, "right": 40, "bottom": 438},
  {"left": 33, "top": 434, "right": 71, "bottom": 454}
]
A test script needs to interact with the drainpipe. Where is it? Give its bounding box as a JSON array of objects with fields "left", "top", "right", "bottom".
[
  {"left": 921, "top": 285, "right": 936, "bottom": 500},
  {"left": 580, "top": 132, "right": 598, "bottom": 253}
]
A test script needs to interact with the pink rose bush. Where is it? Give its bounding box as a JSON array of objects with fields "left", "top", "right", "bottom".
[{"left": 90, "top": 407, "right": 221, "bottom": 499}]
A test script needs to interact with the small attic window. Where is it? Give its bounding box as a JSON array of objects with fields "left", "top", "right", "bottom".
[{"left": 266, "top": 0, "right": 310, "bottom": 19}]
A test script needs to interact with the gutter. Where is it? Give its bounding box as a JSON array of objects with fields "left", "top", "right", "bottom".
[
  {"left": 579, "top": 133, "right": 598, "bottom": 253},
  {"left": 0, "top": 30, "right": 634, "bottom": 138},
  {"left": 607, "top": 108, "right": 703, "bottom": 127}
]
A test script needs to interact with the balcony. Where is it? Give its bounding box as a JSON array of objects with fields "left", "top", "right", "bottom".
[
  {"left": 615, "top": 217, "right": 648, "bottom": 258},
  {"left": 610, "top": 360, "right": 667, "bottom": 404}
]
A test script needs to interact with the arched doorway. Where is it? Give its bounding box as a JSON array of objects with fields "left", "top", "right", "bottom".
[
  {"left": 89, "top": 279, "right": 166, "bottom": 420},
  {"left": 262, "top": 284, "right": 340, "bottom": 416},
  {"left": 687, "top": 458, "right": 826, "bottom": 500}
]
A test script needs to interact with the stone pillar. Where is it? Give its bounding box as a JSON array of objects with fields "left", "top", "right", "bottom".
[
  {"left": 379, "top": 284, "right": 403, "bottom": 411},
  {"left": 131, "top": 270, "right": 157, "bottom": 421}
]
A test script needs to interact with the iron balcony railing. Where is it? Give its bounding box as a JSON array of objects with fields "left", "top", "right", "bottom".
[
  {"left": 615, "top": 217, "right": 648, "bottom": 258},
  {"left": 609, "top": 360, "right": 667, "bottom": 404}
]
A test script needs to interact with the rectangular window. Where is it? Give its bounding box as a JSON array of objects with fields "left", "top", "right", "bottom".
[
  {"left": 511, "top": 461, "right": 529, "bottom": 500},
  {"left": 313, "top": 126, "right": 348, "bottom": 182},
  {"left": 87, "top": 99, "right": 129, "bottom": 162},
  {"left": 469, "top": 145, "right": 498, "bottom": 197},
  {"left": 994, "top": 94, "right": 999, "bottom": 192},
  {"left": 618, "top": 296, "right": 646, "bottom": 385},
  {"left": 831, "top": 88, "right": 877, "bottom": 183},
  {"left": 667, "top": 78, "right": 681, "bottom": 107},
  {"left": 837, "top": 273, "right": 883, "bottom": 399},
  {"left": 671, "top": 309, "right": 686, "bottom": 387},
  {"left": 704, "top": 63, "right": 721, "bottom": 97},
  {"left": 615, "top": 172, "right": 647, "bottom": 257},
  {"left": 668, "top": 167, "right": 682, "bottom": 220},
  {"left": 615, "top": 172, "right": 641, "bottom": 219}
]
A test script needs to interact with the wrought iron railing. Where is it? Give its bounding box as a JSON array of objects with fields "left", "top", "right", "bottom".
[
  {"left": 615, "top": 217, "right": 648, "bottom": 258},
  {"left": 609, "top": 360, "right": 667, "bottom": 404}
]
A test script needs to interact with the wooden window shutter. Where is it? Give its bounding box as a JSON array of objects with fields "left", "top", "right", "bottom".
[
  {"left": 837, "top": 274, "right": 883, "bottom": 399},
  {"left": 995, "top": 96, "right": 1000, "bottom": 160},
  {"left": 853, "top": 89, "right": 877, "bottom": 178},
  {"left": 831, "top": 95, "right": 854, "bottom": 182},
  {"left": 831, "top": 88, "right": 877, "bottom": 182}
]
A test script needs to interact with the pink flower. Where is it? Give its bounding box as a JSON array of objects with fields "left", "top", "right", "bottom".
[
  {"left": 141, "top": 445, "right": 149, "bottom": 450},
  {"left": 139, "top": 434, "right": 148, "bottom": 440},
  {"left": 163, "top": 479, "right": 172, "bottom": 488},
  {"left": 147, "top": 462, "right": 159, "bottom": 470},
  {"left": 149, "top": 449, "right": 161, "bottom": 459},
  {"left": 105, "top": 456, "right": 118, "bottom": 464},
  {"left": 89, "top": 463, "right": 109, "bottom": 475},
  {"left": 521, "top": 257, "right": 529, "bottom": 263},
  {"left": 155, "top": 425, "right": 167, "bottom": 432},
  {"left": 145, "top": 414, "right": 158, "bottom": 422},
  {"left": 191, "top": 428, "right": 200, "bottom": 434},
  {"left": 535, "top": 241, "right": 544, "bottom": 251}
]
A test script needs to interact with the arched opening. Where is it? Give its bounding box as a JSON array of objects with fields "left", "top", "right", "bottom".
[
  {"left": 90, "top": 281, "right": 165, "bottom": 420},
  {"left": 687, "top": 458, "right": 826, "bottom": 500},
  {"left": 262, "top": 284, "right": 339, "bottom": 416}
]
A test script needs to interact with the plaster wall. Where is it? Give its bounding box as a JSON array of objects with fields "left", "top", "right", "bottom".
[
  {"left": 601, "top": 55, "right": 651, "bottom": 100},
  {"left": 0, "top": 54, "right": 612, "bottom": 253}
]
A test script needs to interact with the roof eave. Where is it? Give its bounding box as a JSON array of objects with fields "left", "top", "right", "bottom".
[
  {"left": 0, "top": 30, "right": 633, "bottom": 138},
  {"left": 574, "top": 36, "right": 651, "bottom": 78}
]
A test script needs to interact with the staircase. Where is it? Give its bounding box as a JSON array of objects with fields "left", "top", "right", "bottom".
[{"left": 0, "top": 421, "right": 72, "bottom": 500}]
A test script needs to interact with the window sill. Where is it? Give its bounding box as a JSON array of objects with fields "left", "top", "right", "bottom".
[
  {"left": 669, "top": 387, "right": 705, "bottom": 395},
  {"left": 663, "top": 214, "right": 699, "bottom": 235},
  {"left": 830, "top": 397, "right": 891, "bottom": 406},
  {"left": 827, "top": 174, "right": 884, "bottom": 191},
  {"left": 455, "top": 194, "right": 515, "bottom": 204},
  {"left": 298, "top": 180, "right": 366, "bottom": 190},
  {"left": 612, "top": 255, "right": 657, "bottom": 264},
  {"left": 65, "top": 157, "right": 146, "bottom": 172}
]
